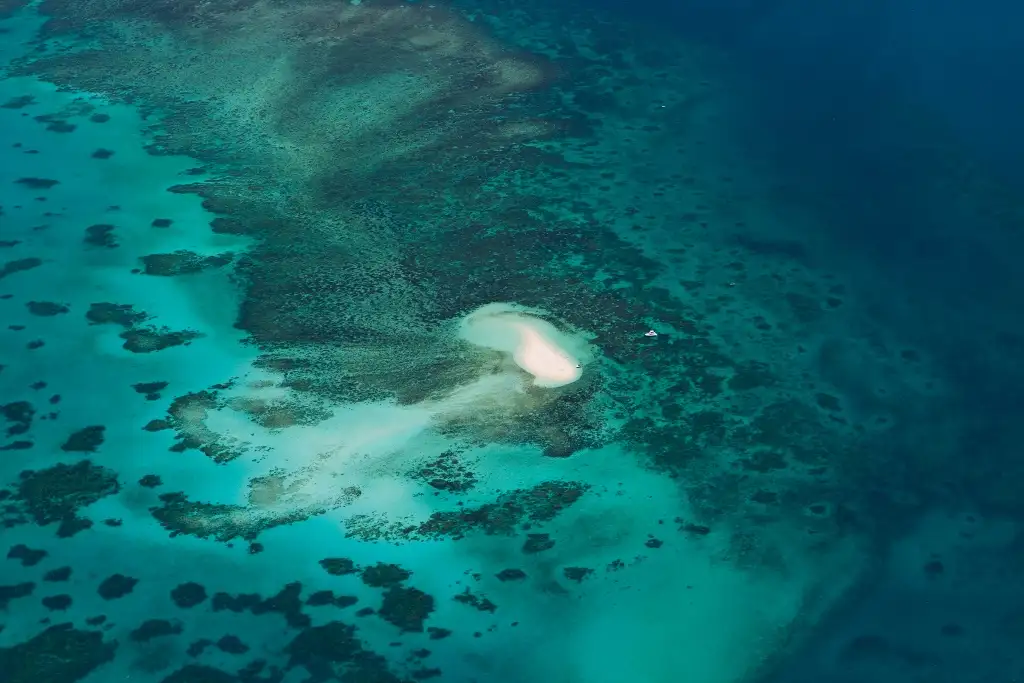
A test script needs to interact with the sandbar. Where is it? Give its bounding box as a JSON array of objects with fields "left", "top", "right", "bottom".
[{"left": 457, "top": 303, "right": 584, "bottom": 387}]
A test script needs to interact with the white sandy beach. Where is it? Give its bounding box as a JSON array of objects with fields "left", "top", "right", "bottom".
[{"left": 457, "top": 302, "right": 584, "bottom": 387}]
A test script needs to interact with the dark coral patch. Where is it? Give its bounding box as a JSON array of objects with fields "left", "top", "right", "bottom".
[
  {"left": 41, "top": 594, "right": 72, "bottom": 611},
  {"left": 60, "top": 425, "right": 106, "bottom": 452},
  {"left": 2, "top": 400, "right": 35, "bottom": 437},
  {"left": 453, "top": 589, "right": 496, "bottom": 613},
  {"left": 14, "top": 177, "right": 58, "bottom": 190},
  {"left": 285, "top": 620, "right": 405, "bottom": 680},
  {"left": 360, "top": 562, "right": 411, "bottom": 588},
  {"left": 130, "top": 619, "right": 183, "bottom": 642},
  {"left": 249, "top": 582, "right": 309, "bottom": 629},
  {"left": 43, "top": 566, "right": 72, "bottom": 582},
  {"left": 26, "top": 301, "right": 69, "bottom": 316},
  {"left": 284, "top": 621, "right": 362, "bottom": 676},
  {"left": 86, "top": 302, "right": 148, "bottom": 327},
  {"left": 412, "top": 450, "right": 477, "bottom": 492},
  {"left": 404, "top": 481, "right": 588, "bottom": 542},
  {"left": 562, "top": 567, "right": 593, "bottom": 582},
  {"left": 120, "top": 327, "right": 201, "bottom": 353},
  {"left": 0, "top": 582, "right": 34, "bottom": 608},
  {"left": 209, "top": 216, "right": 250, "bottom": 235},
  {"left": 151, "top": 490, "right": 302, "bottom": 541},
  {"left": 522, "top": 533, "right": 555, "bottom": 554},
  {"left": 306, "top": 590, "right": 358, "bottom": 609},
  {"left": 84, "top": 224, "right": 117, "bottom": 248},
  {"left": 319, "top": 557, "right": 358, "bottom": 576},
  {"left": 216, "top": 635, "right": 249, "bottom": 654},
  {"left": 1, "top": 95, "right": 35, "bottom": 108},
  {"left": 140, "top": 251, "right": 233, "bottom": 276},
  {"left": 209, "top": 583, "right": 309, "bottom": 629},
  {"left": 14, "top": 460, "right": 118, "bottom": 530},
  {"left": 97, "top": 573, "right": 138, "bottom": 600},
  {"left": 0, "top": 623, "right": 116, "bottom": 683},
  {"left": 211, "top": 592, "right": 260, "bottom": 612},
  {"left": 57, "top": 516, "right": 93, "bottom": 537},
  {"left": 139, "top": 474, "right": 163, "bottom": 488},
  {"left": 379, "top": 585, "right": 435, "bottom": 632},
  {"left": 305, "top": 590, "right": 335, "bottom": 606},
  {"left": 6, "top": 543, "right": 47, "bottom": 566},
  {"left": 170, "top": 581, "right": 207, "bottom": 608},
  {"left": 133, "top": 381, "right": 169, "bottom": 394},
  {"left": 0, "top": 257, "right": 43, "bottom": 279},
  {"left": 34, "top": 114, "right": 76, "bottom": 133},
  {"left": 495, "top": 568, "right": 526, "bottom": 582},
  {"left": 143, "top": 419, "right": 171, "bottom": 431}
]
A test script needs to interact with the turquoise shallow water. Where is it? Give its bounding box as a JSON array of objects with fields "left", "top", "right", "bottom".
[{"left": 2, "top": 1, "right": 1024, "bottom": 683}]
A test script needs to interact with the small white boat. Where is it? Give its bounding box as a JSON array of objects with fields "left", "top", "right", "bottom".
[{"left": 644, "top": 329, "right": 658, "bottom": 337}]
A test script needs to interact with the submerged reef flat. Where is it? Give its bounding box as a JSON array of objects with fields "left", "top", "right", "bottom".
[{"left": 1, "top": 0, "right": 1019, "bottom": 683}]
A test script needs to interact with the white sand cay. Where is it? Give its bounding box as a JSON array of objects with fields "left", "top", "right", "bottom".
[{"left": 457, "top": 302, "right": 587, "bottom": 387}]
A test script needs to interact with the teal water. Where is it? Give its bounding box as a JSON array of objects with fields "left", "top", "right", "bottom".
[{"left": 2, "top": 1, "right": 1023, "bottom": 683}]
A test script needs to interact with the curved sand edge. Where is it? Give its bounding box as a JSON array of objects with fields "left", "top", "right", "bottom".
[{"left": 457, "top": 302, "right": 587, "bottom": 387}]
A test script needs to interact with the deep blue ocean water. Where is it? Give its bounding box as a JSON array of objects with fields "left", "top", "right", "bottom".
[{"left": 1, "top": 1, "right": 1023, "bottom": 682}]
